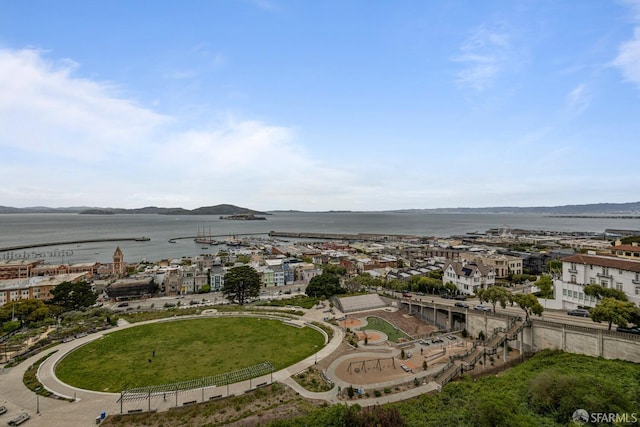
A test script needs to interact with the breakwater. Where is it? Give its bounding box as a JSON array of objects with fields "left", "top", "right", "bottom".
[{"left": 0, "top": 237, "right": 150, "bottom": 253}]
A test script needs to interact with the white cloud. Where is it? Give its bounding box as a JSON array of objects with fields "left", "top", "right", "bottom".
[
  {"left": 566, "top": 83, "right": 591, "bottom": 115},
  {"left": 0, "top": 48, "right": 360, "bottom": 210},
  {"left": 453, "top": 26, "right": 512, "bottom": 91},
  {"left": 613, "top": 27, "right": 640, "bottom": 89}
]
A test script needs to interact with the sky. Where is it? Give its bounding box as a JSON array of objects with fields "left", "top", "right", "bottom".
[{"left": 1, "top": 0, "right": 640, "bottom": 211}]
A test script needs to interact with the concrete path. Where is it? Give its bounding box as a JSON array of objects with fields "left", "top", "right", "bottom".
[{"left": 0, "top": 306, "right": 444, "bottom": 426}]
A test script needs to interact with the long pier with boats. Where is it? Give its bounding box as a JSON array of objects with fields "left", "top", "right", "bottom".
[{"left": 0, "top": 237, "right": 151, "bottom": 253}]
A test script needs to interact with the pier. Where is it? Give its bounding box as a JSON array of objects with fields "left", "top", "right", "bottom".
[
  {"left": 268, "top": 231, "right": 422, "bottom": 241},
  {"left": 0, "top": 237, "right": 150, "bottom": 253}
]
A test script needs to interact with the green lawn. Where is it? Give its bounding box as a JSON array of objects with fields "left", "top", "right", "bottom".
[
  {"left": 55, "top": 317, "right": 324, "bottom": 392},
  {"left": 365, "top": 316, "right": 411, "bottom": 342}
]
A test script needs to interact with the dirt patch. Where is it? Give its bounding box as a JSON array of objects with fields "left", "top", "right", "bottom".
[
  {"left": 334, "top": 355, "right": 411, "bottom": 385},
  {"left": 339, "top": 318, "right": 363, "bottom": 329},
  {"left": 367, "top": 309, "right": 436, "bottom": 338}
]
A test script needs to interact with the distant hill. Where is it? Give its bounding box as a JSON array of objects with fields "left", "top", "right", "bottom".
[
  {"left": 77, "top": 204, "right": 270, "bottom": 216},
  {"left": 1, "top": 201, "right": 639, "bottom": 215},
  {"left": 389, "top": 201, "right": 640, "bottom": 215}
]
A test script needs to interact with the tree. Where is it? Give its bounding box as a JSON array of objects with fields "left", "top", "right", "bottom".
[
  {"left": 48, "top": 281, "right": 97, "bottom": 312},
  {"left": 322, "top": 264, "right": 347, "bottom": 276},
  {"left": 222, "top": 265, "right": 261, "bottom": 305},
  {"left": 590, "top": 297, "right": 639, "bottom": 330},
  {"left": 482, "top": 286, "right": 509, "bottom": 313},
  {"left": 584, "top": 284, "right": 628, "bottom": 302},
  {"left": 306, "top": 273, "right": 344, "bottom": 298},
  {"left": 513, "top": 293, "right": 544, "bottom": 320},
  {"left": 534, "top": 275, "right": 554, "bottom": 299},
  {"left": 0, "top": 299, "right": 51, "bottom": 326}
]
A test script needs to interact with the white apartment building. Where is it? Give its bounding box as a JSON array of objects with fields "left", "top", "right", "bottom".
[
  {"left": 553, "top": 253, "right": 640, "bottom": 309},
  {"left": 442, "top": 260, "right": 495, "bottom": 295}
]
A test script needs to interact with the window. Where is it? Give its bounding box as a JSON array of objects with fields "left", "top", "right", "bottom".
[
  {"left": 571, "top": 275, "right": 576, "bottom": 283},
  {"left": 601, "top": 280, "right": 609, "bottom": 287},
  {"left": 602, "top": 267, "right": 609, "bottom": 276},
  {"left": 636, "top": 287, "right": 640, "bottom": 295},
  {"left": 589, "top": 278, "right": 596, "bottom": 284},
  {"left": 616, "top": 283, "right": 623, "bottom": 291}
]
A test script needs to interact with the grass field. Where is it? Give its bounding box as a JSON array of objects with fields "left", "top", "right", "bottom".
[
  {"left": 55, "top": 317, "right": 324, "bottom": 392},
  {"left": 365, "top": 316, "right": 411, "bottom": 342}
]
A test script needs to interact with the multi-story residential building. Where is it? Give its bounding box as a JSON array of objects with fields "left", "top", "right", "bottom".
[
  {"left": 163, "top": 268, "right": 182, "bottom": 295},
  {"left": 0, "top": 272, "right": 89, "bottom": 307},
  {"left": 194, "top": 272, "right": 209, "bottom": 293},
  {"left": 210, "top": 266, "right": 225, "bottom": 292},
  {"left": 442, "top": 260, "right": 495, "bottom": 295},
  {"left": 554, "top": 253, "right": 640, "bottom": 309},
  {"left": 271, "top": 265, "right": 285, "bottom": 287},
  {"left": 256, "top": 266, "right": 275, "bottom": 288},
  {"left": 459, "top": 253, "right": 522, "bottom": 279},
  {"left": 180, "top": 266, "right": 196, "bottom": 294},
  {"left": 609, "top": 241, "right": 640, "bottom": 260}
]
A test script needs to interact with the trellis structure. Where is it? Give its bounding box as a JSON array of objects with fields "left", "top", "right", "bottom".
[{"left": 117, "top": 361, "right": 274, "bottom": 412}]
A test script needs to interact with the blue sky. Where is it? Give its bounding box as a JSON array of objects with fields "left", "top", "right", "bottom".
[{"left": 1, "top": 0, "right": 639, "bottom": 211}]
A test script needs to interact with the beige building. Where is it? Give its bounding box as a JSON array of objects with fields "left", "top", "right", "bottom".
[
  {"left": 609, "top": 241, "right": 640, "bottom": 260},
  {"left": 0, "top": 272, "right": 90, "bottom": 307},
  {"left": 459, "top": 253, "right": 523, "bottom": 279}
]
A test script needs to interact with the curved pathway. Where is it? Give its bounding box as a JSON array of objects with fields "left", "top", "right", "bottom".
[
  {"left": 0, "top": 306, "right": 448, "bottom": 425},
  {"left": 0, "top": 311, "right": 344, "bottom": 426}
]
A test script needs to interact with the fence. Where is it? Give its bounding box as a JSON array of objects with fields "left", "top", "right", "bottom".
[{"left": 118, "top": 361, "right": 274, "bottom": 408}]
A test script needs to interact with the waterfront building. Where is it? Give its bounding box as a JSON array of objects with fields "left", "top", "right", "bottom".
[{"left": 0, "top": 260, "right": 43, "bottom": 280}]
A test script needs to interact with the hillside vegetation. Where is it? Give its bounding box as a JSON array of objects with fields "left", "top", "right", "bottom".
[{"left": 269, "top": 350, "right": 640, "bottom": 427}]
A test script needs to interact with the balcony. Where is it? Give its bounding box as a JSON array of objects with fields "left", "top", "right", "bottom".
[
  {"left": 568, "top": 269, "right": 578, "bottom": 274},
  {"left": 597, "top": 273, "right": 613, "bottom": 280}
]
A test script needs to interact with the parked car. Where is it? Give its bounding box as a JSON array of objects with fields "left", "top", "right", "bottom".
[
  {"left": 0, "top": 405, "right": 6, "bottom": 415},
  {"left": 567, "top": 309, "right": 590, "bottom": 317},
  {"left": 431, "top": 337, "right": 444, "bottom": 343},
  {"left": 616, "top": 325, "right": 640, "bottom": 335},
  {"left": 453, "top": 295, "right": 467, "bottom": 301},
  {"left": 473, "top": 304, "right": 491, "bottom": 312},
  {"left": 454, "top": 302, "right": 469, "bottom": 308}
]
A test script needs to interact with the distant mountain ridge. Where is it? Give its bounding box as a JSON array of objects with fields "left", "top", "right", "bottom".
[
  {"left": 1, "top": 201, "right": 639, "bottom": 215},
  {"left": 389, "top": 201, "right": 640, "bottom": 215},
  {"left": 0, "top": 204, "right": 269, "bottom": 216}
]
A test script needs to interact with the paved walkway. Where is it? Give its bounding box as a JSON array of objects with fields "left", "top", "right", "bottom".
[{"left": 0, "top": 305, "right": 445, "bottom": 426}]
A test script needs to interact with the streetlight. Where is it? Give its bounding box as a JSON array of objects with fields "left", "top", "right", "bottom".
[{"left": 35, "top": 386, "right": 41, "bottom": 414}]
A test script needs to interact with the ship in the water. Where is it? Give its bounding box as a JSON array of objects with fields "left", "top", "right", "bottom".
[{"left": 194, "top": 226, "right": 219, "bottom": 245}]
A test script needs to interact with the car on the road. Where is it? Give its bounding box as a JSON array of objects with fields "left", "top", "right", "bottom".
[
  {"left": 473, "top": 304, "right": 492, "bottom": 312},
  {"left": 446, "top": 334, "right": 457, "bottom": 340},
  {"left": 117, "top": 302, "right": 129, "bottom": 307},
  {"left": 616, "top": 325, "right": 640, "bottom": 334},
  {"left": 454, "top": 301, "right": 469, "bottom": 308},
  {"left": 567, "top": 309, "right": 590, "bottom": 317},
  {"left": 431, "top": 337, "right": 444, "bottom": 343},
  {"left": 0, "top": 405, "right": 6, "bottom": 415}
]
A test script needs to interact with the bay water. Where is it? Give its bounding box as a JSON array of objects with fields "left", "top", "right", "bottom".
[{"left": 0, "top": 212, "right": 638, "bottom": 264}]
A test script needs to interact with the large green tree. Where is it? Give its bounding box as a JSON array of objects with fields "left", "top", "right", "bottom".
[
  {"left": 534, "top": 275, "right": 554, "bottom": 299},
  {"left": 584, "top": 284, "right": 628, "bottom": 302},
  {"left": 512, "top": 293, "right": 544, "bottom": 320},
  {"left": 306, "top": 273, "right": 344, "bottom": 298},
  {"left": 222, "top": 265, "right": 261, "bottom": 305},
  {"left": 481, "top": 286, "right": 509, "bottom": 313},
  {"left": 48, "top": 281, "right": 97, "bottom": 311},
  {"left": 0, "top": 299, "right": 51, "bottom": 327},
  {"left": 590, "top": 297, "right": 639, "bottom": 330}
]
